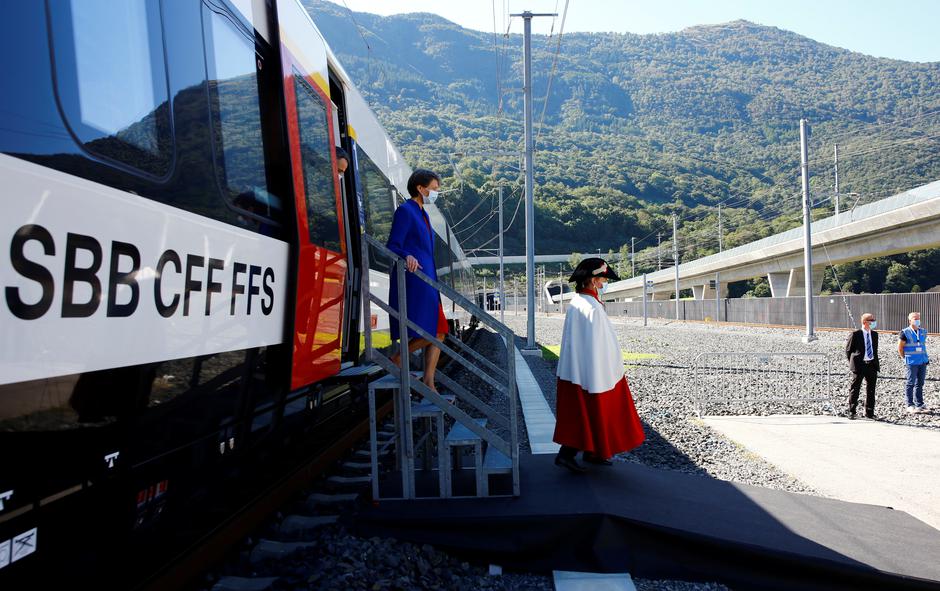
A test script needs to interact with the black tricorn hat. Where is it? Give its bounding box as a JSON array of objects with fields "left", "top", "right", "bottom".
[{"left": 568, "top": 257, "right": 621, "bottom": 283}]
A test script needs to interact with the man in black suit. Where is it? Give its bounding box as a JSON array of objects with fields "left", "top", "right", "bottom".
[{"left": 845, "top": 312, "right": 879, "bottom": 419}]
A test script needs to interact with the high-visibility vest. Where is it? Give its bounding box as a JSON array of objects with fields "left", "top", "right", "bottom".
[{"left": 901, "top": 326, "right": 929, "bottom": 365}]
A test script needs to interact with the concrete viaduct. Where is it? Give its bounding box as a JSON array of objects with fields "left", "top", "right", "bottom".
[
  {"left": 604, "top": 179, "right": 940, "bottom": 301},
  {"left": 469, "top": 179, "right": 940, "bottom": 301}
]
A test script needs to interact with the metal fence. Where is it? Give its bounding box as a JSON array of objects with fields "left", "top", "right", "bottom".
[{"left": 607, "top": 292, "right": 940, "bottom": 333}]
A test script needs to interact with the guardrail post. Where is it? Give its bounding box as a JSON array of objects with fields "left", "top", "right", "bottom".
[{"left": 395, "top": 262, "right": 415, "bottom": 499}]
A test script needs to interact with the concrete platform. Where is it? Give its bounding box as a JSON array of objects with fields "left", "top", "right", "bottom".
[{"left": 703, "top": 414, "right": 940, "bottom": 530}]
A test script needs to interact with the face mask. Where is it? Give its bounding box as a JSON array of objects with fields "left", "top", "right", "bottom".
[
  {"left": 425, "top": 189, "right": 439, "bottom": 204},
  {"left": 870, "top": 321, "right": 877, "bottom": 329},
  {"left": 914, "top": 319, "right": 921, "bottom": 327}
]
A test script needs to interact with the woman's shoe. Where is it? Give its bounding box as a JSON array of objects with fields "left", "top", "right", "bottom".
[
  {"left": 554, "top": 454, "right": 587, "bottom": 473},
  {"left": 583, "top": 453, "right": 613, "bottom": 466}
]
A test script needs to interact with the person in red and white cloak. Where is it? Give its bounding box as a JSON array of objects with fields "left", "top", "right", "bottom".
[{"left": 553, "top": 257, "right": 645, "bottom": 473}]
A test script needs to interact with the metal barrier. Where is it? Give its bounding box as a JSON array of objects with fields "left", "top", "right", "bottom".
[
  {"left": 361, "top": 234, "right": 519, "bottom": 499},
  {"left": 607, "top": 292, "right": 940, "bottom": 333},
  {"left": 692, "top": 352, "right": 834, "bottom": 417}
]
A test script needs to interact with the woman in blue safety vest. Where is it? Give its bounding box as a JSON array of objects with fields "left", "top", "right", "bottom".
[{"left": 898, "top": 311, "right": 929, "bottom": 413}]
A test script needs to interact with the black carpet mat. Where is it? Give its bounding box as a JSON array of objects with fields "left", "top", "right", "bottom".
[{"left": 354, "top": 454, "right": 940, "bottom": 590}]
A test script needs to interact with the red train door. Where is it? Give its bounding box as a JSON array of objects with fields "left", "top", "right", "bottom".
[{"left": 277, "top": 19, "right": 347, "bottom": 390}]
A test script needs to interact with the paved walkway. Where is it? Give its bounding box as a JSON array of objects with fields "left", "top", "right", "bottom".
[
  {"left": 703, "top": 415, "right": 940, "bottom": 531},
  {"left": 514, "top": 346, "right": 559, "bottom": 455}
]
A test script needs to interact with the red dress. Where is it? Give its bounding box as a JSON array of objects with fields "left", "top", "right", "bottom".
[{"left": 552, "top": 289, "right": 645, "bottom": 458}]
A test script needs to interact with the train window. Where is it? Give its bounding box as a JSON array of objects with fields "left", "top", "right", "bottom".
[
  {"left": 202, "top": 2, "right": 281, "bottom": 231},
  {"left": 293, "top": 74, "right": 342, "bottom": 252},
  {"left": 47, "top": 0, "right": 173, "bottom": 178},
  {"left": 356, "top": 146, "right": 395, "bottom": 272},
  {"left": 433, "top": 233, "right": 451, "bottom": 278},
  {"left": 0, "top": 352, "right": 253, "bottom": 432}
]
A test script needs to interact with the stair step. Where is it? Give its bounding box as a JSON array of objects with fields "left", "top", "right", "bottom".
[
  {"left": 411, "top": 394, "right": 456, "bottom": 417},
  {"left": 249, "top": 539, "right": 316, "bottom": 564},
  {"left": 212, "top": 576, "right": 280, "bottom": 591},
  {"left": 326, "top": 474, "right": 372, "bottom": 486},
  {"left": 483, "top": 447, "right": 513, "bottom": 474},
  {"left": 337, "top": 363, "right": 382, "bottom": 378},
  {"left": 277, "top": 514, "right": 339, "bottom": 538},
  {"left": 341, "top": 460, "right": 372, "bottom": 471},
  {"left": 445, "top": 418, "right": 488, "bottom": 446},
  {"left": 353, "top": 448, "right": 390, "bottom": 459},
  {"left": 305, "top": 492, "right": 358, "bottom": 510},
  {"left": 369, "top": 371, "right": 422, "bottom": 389}
]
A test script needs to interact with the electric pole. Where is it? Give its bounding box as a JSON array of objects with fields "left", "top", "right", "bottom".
[
  {"left": 673, "top": 214, "right": 679, "bottom": 321},
  {"left": 800, "top": 118, "right": 817, "bottom": 342},
  {"left": 657, "top": 232, "right": 662, "bottom": 270},
  {"left": 833, "top": 143, "right": 840, "bottom": 218},
  {"left": 511, "top": 9, "right": 556, "bottom": 354},
  {"left": 498, "top": 185, "right": 505, "bottom": 324},
  {"left": 716, "top": 203, "right": 722, "bottom": 324}
]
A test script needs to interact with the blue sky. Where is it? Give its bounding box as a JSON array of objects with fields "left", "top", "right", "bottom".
[{"left": 330, "top": 0, "right": 940, "bottom": 63}]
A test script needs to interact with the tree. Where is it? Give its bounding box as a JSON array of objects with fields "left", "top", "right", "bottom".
[
  {"left": 884, "top": 261, "right": 914, "bottom": 293},
  {"left": 569, "top": 252, "right": 582, "bottom": 270},
  {"left": 752, "top": 280, "right": 772, "bottom": 298},
  {"left": 617, "top": 243, "right": 631, "bottom": 277}
]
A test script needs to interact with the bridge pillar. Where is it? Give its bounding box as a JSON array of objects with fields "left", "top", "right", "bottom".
[
  {"left": 767, "top": 272, "right": 790, "bottom": 298},
  {"left": 786, "top": 266, "right": 826, "bottom": 297},
  {"left": 693, "top": 281, "right": 728, "bottom": 300}
]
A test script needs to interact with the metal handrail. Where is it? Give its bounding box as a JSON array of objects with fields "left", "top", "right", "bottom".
[
  {"left": 444, "top": 333, "right": 511, "bottom": 383},
  {"left": 361, "top": 232, "right": 520, "bottom": 497},
  {"left": 364, "top": 234, "right": 515, "bottom": 341},
  {"left": 368, "top": 295, "right": 511, "bottom": 396}
]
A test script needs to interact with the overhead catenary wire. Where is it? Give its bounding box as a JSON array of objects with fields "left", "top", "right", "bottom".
[
  {"left": 811, "top": 106, "right": 940, "bottom": 144},
  {"left": 465, "top": 185, "right": 525, "bottom": 251},
  {"left": 534, "top": 0, "right": 569, "bottom": 148}
]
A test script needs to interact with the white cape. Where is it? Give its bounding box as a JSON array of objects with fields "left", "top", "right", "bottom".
[{"left": 556, "top": 292, "right": 623, "bottom": 394}]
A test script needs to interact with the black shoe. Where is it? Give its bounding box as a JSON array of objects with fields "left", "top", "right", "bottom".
[
  {"left": 583, "top": 453, "right": 613, "bottom": 466},
  {"left": 848, "top": 413, "right": 856, "bottom": 420},
  {"left": 554, "top": 454, "right": 587, "bottom": 473},
  {"left": 865, "top": 414, "right": 876, "bottom": 420}
]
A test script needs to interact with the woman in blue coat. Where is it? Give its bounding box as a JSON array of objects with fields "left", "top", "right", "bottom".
[{"left": 387, "top": 169, "right": 449, "bottom": 392}]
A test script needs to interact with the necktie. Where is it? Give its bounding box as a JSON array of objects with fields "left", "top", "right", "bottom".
[{"left": 865, "top": 332, "right": 873, "bottom": 359}]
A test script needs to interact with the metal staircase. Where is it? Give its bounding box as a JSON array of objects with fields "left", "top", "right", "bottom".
[{"left": 361, "top": 234, "right": 520, "bottom": 499}]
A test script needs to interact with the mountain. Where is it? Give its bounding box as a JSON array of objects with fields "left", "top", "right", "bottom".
[{"left": 302, "top": 0, "right": 940, "bottom": 293}]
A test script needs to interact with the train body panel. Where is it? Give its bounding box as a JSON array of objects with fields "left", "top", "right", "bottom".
[
  {"left": 0, "top": 0, "right": 477, "bottom": 587},
  {"left": 0, "top": 153, "right": 289, "bottom": 385}
]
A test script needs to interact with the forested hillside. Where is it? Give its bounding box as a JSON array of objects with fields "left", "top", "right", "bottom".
[{"left": 304, "top": 0, "right": 940, "bottom": 294}]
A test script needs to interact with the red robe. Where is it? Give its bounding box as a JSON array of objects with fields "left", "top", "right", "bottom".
[{"left": 552, "top": 289, "right": 645, "bottom": 458}]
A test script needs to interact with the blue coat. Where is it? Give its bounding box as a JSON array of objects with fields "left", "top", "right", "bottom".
[{"left": 386, "top": 198, "right": 440, "bottom": 340}]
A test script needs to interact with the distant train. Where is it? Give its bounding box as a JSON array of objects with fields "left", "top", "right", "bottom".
[
  {"left": 0, "top": 1, "right": 473, "bottom": 586},
  {"left": 544, "top": 279, "right": 574, "bottom": 304}
]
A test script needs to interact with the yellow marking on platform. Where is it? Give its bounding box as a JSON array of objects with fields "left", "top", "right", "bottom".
[{"left": 540, "top": 345, "right": 659, "bottom": 362}]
